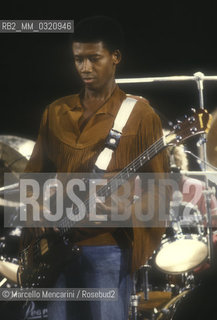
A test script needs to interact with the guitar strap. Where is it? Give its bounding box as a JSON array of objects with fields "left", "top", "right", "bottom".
[{"left": 94, "top": 96, "right": 137, "bottom": 172}]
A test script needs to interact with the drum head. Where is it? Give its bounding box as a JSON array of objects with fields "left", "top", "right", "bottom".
[{"left": 155, "top": 237, "right": 208, "bottom": 274}]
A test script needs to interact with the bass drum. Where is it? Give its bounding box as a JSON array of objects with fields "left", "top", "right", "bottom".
[
  {"left": 135, "top": 256, "right": 189, "bottom": 320},
  {"left": 156, "top": 283, "right": 217, "bottom": 320}
]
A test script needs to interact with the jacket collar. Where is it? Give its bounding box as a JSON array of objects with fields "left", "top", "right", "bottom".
[{"left": 69, "top": 85, "right": 126, "bottom": 117}]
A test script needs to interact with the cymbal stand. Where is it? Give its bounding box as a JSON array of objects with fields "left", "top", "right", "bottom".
[
  {"left": 141, "top": 264, "right": 151, "bottom": 301},
  {"left": 194, "top": 72, "right": 214, "bottom": 266},
  {"left": 130, "top": 265, "right": 151, "bottom": 320}
]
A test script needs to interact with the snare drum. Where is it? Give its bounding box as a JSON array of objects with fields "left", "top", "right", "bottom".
[{"left": 155, "top": 203, "right": 208, "bottom": 274}]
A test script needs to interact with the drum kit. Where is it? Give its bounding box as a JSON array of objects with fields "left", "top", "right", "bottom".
[
  {"left": 128, "top": 108, "right": 217, "bottom": 320},
  {"left": 0, "top": 135, "right": 35, "bottom": 283},
  {"left": 129, "top": 202, "right": 210, "bottom": 320},
  {"left": 0, "top": 136, "right": 48, "bottom": 320}
]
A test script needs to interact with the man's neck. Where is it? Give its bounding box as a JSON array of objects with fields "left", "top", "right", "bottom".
[{"left": 83, "top": 81, "right": 116, "bottom": 104}]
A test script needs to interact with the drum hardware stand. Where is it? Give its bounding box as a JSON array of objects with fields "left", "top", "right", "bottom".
[
  {"left": 194, "top": 72, "right": 214, "bottom": 268},
  {"left": 130, "top": 265, "right": 152, "bottom": 320},
  {"left": 130, "top": 272, "right": 140, "bottom": 320},
  {"left": 183, "top": 272, "right": 195, "bottom": 290},
  {"left": 183, "top": 149, "right": 217, "bottom": 177},
  {"left": 140, "top": 264, "right": 151, "bottom": 301}
]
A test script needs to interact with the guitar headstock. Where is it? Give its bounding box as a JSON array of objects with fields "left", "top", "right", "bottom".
[{"left": 165, "top": 108, "right": 212, "bottom": 146}]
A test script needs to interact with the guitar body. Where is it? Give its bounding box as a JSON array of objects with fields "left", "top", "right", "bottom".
[{"left": 18, "top": 232, "right": 78, "bottom": 288}]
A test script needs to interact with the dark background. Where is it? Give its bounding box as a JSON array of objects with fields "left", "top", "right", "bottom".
[{"left": 0, "top": 1, "right": 217, "bottom": 168}]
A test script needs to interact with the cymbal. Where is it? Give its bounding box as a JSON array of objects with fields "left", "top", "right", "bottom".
[
  {"left": 207, "top": 111, "right": 217, "bottom": 168},
  {"left": 0, "top": 135, "right": 35, "bottom": 176},
  {"left": 0, "top": 135, "right": 35, "bottom": 161},
  {"left": 0, "top": 135, "right": 35, "bottom": 206},
  {"left": 0, "top": 197, "right": 22, "bottom": 208},
  {"left": 0, "top": 142, "right": 28, "bottom": 173}
]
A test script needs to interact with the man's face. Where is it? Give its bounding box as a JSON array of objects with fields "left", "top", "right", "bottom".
[{"left": 72, "top": 41, "right": 120, "bottom": 90}]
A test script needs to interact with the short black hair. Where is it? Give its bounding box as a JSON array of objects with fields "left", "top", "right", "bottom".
[{"left": 72, "top": 16, "right": 125, "bottom": 53}]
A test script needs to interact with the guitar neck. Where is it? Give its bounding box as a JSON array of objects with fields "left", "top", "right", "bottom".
[{"left": 97, "top": 135, "right": 166, "bottom": 196}]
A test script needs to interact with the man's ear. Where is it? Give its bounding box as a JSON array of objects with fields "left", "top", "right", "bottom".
[{"left": 112, "top": 49, "right": 122, "bottom": 65}]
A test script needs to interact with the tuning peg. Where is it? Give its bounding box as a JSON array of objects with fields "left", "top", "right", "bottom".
[
  {"left": 191, "top": 108, "right": 196, "bottom": 113},
  {"left": 190, "top": 127, "right": 198, "bottom": 134},
  {"left": 188, "top": 116, "right": 196, "bottom": 123},
  {"left": 176, "top": 120, "right": 182, "bottom": 124},
  {"left": 176, "top": 135, "right": 182, "bottom": 142},
  {"left": 173, "top": 124, "right": 181, "bottom": 130}
]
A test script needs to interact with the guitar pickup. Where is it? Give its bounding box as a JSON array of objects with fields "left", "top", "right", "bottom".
[{"left": 40, "top": 238, "right": 49, "bottom": 256}]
